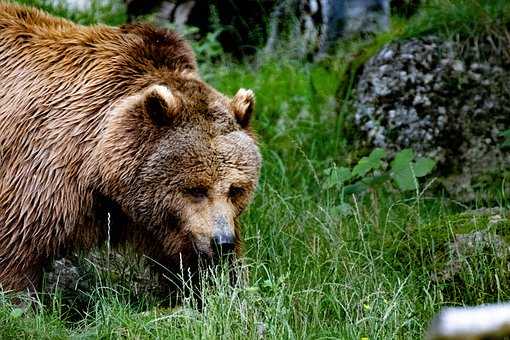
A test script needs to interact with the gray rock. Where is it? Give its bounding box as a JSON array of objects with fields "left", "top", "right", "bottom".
[
  {"left": 450, "top": 231, "right": 508, "bottom": 258},
  {"left": 44, "top": 258, "right": 84, "bottom": 293},
  {"left": 43, "top": 249, "right": 168, "bottom": 300},
  {"left": 355, "top": 36, "right": 510, "bottom": 199},
  {"left": 432, "top": 229, "right": 510, "bottom": 282}
]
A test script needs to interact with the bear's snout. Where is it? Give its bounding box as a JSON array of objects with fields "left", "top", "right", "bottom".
[
  {"left": 210, "top": 215, "right": 235, "bottom": 257},
  {"left": 211, "top": 230, "right": 235, "bottom": 256},
  {"left": 189, "top": 214, "right": 236, "bottom": 261}
]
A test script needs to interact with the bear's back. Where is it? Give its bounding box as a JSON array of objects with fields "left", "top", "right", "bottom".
[
  {"left": 0, "top": 2, "right": 74, "bottom": 30},
  {"left": 0, "top": 2, "right": 197, "bottom": 125},
  {"left": 0, "top": 3, "right": 197, "bottom": 90}
]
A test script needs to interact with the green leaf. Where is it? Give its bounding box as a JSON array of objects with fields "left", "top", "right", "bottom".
[
  {"left": 336, "top": 167, "right": 353, "bottom": 184},
  {"left": 392, "top": 166, "right": 416, "bottom": 191},
  {"left": 322, "top": 167, "right": 352, "bottom": 189},
  {"left": 352, "top": 158, "right": 372, "bottom": 178},
  {"left": 390, "top": 150, "right": 436, "bottom": 191},
  {"left": 499, "top": 129, "right": 510, "bottom": 138},
  {"left": 368, "top": 148, "right": 386, "bottom": 164},
  {"left": 343, "top": 181, "right": 369, "bottom": 195},
  {"left": 390, "top": 149, "right": 416, "bottom": 191},
  {"left": 352, "top": 148, "right": 386, "bottom": 178},
  {"left": 391, "top": 149, "right": 414, "bottom": 171},
  {"left": 500, "top": 129, "right": 510, "bottom": 148},
  {"left": 10, "top": 308, "right": 24, "bottom": 318},
  {"left": 413, "top": 158, "right": 436, "bottom": 177},
  {"left": 363, "top": 174, "right": 390, "bottom": 187}
]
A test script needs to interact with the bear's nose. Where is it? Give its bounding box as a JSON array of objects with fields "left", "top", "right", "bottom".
[{"left": 211, "top": 232, "right": 235, "bottom": 256}]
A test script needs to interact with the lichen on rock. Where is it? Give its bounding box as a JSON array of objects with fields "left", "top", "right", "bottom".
[{"left": 354, "top": 35, "right": 510, "bottom": 199}]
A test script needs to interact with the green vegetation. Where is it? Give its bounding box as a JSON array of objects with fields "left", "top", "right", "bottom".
[
  {"left": 11, "top": 0, "right": 127, "bottom": 25},
  {"left": 501, "top": 130, "right": 510, "bottom": 148},
  {"left": 323, "top": 148, "right": 436, "bottom": 194},
  {"left": 403, "top": 0, "right": 510, "bottom": 39},
  {"left": 1, "top": 0, "right": 510, "bottom": 338}
]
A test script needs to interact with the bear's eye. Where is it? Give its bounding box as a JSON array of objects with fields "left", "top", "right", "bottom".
[
  {"left": 228, "top": 186, "right": 245, "bottom": 198},
  {"left": 185, "top": 187, "right": 208, "bottom": 200}
]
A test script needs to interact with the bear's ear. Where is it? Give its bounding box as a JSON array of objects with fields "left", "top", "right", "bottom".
[
  {"left": 142, "top": 85, "right": 178, "bottom": 126},
  {"left": 231, "top": 88, "right": 255, "bottom": 129}
]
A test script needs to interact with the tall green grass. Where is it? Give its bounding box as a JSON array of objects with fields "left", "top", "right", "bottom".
[{"left": 403, "top": 0, "right": 510, "bottom": 39}]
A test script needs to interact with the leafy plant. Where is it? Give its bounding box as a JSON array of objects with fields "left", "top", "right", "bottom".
[
  {"left": 192, "top": 30, "right": 225, "bottom": 63},
  {"left": 158, "top": 22, "right": 225, "bottom": 64},
  {"left": 323, "top": 148, "right": 436, "bottom": 195},
  {"left": 500, "top": 129, "right": 510, "bottom": 148}
]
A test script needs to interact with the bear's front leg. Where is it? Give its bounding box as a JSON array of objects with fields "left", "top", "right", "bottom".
[{"left": 0, "top": 257, "right": 45, "bottom": 295}]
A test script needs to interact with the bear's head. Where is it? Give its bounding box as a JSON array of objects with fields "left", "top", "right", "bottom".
[{"left": 97, "top": 75, "right": 261, "bottom": 275}]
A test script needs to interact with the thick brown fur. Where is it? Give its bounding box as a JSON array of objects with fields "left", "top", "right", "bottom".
[{"left": 0, "top": 2, "right": 261, "bottom": 293}]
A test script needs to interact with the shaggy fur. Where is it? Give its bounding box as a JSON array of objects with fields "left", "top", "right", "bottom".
[{"left": 0, "top": 2, "right": 261, "bottom": 293}]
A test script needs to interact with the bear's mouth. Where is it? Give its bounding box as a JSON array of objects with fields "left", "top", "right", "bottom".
[{"left": 191, "top": 240, "right": 235, "bottom": 268}]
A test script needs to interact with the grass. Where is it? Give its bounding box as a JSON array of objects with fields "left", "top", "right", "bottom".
[
  {"left": 1, "top": 0, "right": 510, "bottom": 338},
  {"left": 402, "top": 0, "right": 510, "bottom": 39},
  {"left": 10, "top": 0, "right": 127, "bottom": 25}
]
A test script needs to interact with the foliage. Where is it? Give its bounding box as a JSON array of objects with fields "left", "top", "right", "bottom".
[
  {"left": 10, "top": 0, "right": 127, "bottom": 25},
  {"left": 324, "top": 148, "right": 436, "bottom": 195},
  {"left": 501, "top": 129, "right": 510, "bottom": 148},
  {"left": 160, "top": 24, "right": 225, "bottom": 64},
  {"left": 323, "top": 148, "right": 436, "bottom": 217}
]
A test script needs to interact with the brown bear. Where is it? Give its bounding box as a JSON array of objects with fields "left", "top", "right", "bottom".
[{"left": 0, "top": 2, "right": 261, "bottom": 293}]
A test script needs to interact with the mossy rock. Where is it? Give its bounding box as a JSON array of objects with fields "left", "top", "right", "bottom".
[
  {"left": 383, "top": 208, "right": 510, "bottom": 305},
  {"left": 353, "top": 35, "right": 510, "bottom": 201}
]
